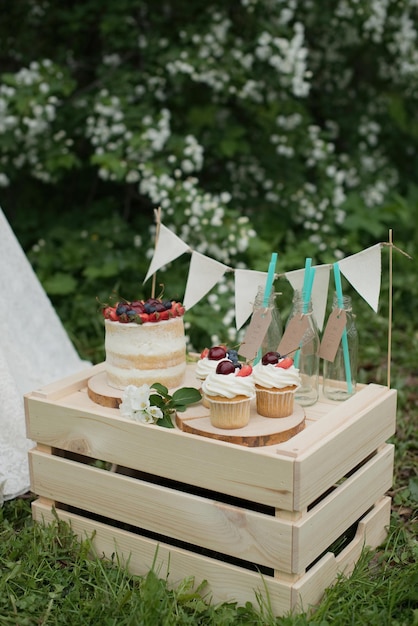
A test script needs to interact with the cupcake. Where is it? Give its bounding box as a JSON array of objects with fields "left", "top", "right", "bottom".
[
  {"left": 196, "top": 346, "right": 240, "bottom": 408},
  {"left": 202, "top": 360, "right": 255, "bottom": 429},
  {"left": 253, "top": 352, "right": 301, "bottom": 418}
]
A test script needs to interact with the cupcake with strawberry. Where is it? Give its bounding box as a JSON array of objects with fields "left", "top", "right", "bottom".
[
  {"left": 196, "top": 346, "right": 241, "bottom": 408},
  {"left": 202, "top": 360, "right": 255, "bottom": 429},
  {"left": 253, "top": 352, "right": 301, "bottom": 418}
]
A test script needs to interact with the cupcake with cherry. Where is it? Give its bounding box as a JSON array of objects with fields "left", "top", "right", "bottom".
[
  {"left": 252, "top": 351, "right": 301, "bottom": 418},
  {"left": 196, "top": 345, "right": 241, "bottom": 407},
  {"left": 202, "top": 357, "right": 255, "bottom": 430}
]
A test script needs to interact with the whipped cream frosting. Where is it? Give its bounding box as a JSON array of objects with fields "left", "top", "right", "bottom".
[
  {"left": 196, "top": 357, "right": 228, "bottom": 380},
  {"left": 202, "top": 370, "right": 255, "bottom": 399},
  {"left": 253, "top": 361, "right": 301, "bottom": 390}
]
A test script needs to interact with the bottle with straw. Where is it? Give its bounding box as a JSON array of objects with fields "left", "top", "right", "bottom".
[
  {"left": 323, "top": 264, "right": 358, "bottom": 401},
  {"left": 286, "top": 259, "right": 320, "bottom": 406}
]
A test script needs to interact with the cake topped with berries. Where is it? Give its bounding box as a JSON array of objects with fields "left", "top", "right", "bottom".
[{"left": 103, "top": 297, "right": 186, "bottom": 390}]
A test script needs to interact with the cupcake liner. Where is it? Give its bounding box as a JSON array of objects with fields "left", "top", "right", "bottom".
[
  {"left": 207, "top": 396, "right": 252, "bottom": 429},
  {"left": 255, "top": 386, "right": 297, "bottom": 418}
]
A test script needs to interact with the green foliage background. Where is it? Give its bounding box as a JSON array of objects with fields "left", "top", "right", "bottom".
[
  {"left": 1, "top": 0, "right": 417, "bottom": 372},
  {"left": 0, "top": 3, "right": 417, "bottom": 622}
]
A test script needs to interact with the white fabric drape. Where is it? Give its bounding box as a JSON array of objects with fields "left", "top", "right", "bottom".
[{"left": 0, "top": 209, "right": 90, "bottom": 501}]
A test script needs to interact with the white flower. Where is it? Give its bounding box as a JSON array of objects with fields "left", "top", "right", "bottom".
[{"left": 119, "top": 384, "right": 166, "bottom": 424}]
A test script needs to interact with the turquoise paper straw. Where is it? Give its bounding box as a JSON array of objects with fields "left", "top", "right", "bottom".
[
  {"left": 333, "top": 263, "right": 353, "bottom": 394},
  {"left": 254, "top": 253, "right": 278, "bottom": 365},
  {"left": 263, "top": 252, "right": 278, "bottom": 307},
  {"left": 294, "top": 260, "right": 314, "bottom": 367}
]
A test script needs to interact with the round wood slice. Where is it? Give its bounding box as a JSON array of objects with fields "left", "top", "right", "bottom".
[
  {"left": 87, "top": 372, "right": 123, "bottom": 408},
  {"left": 176, "top": 402, "right": 305, "bottom": 447},
  {"left": 88, "top": 370, "right": 305, "bottom": 447}
]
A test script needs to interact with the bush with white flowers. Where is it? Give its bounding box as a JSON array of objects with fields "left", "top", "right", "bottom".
[{"left": 1, "top": 1, "right": 416, "bottom": 357}]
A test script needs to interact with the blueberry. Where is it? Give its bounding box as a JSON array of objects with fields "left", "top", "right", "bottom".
[
  {"left": 126, "top": 309, "right": 137, "bottom": 319},
  {"left": 144, "top": 303, "right": 156, "bottom": 313},
  {"left": 116, "top": 303, "right": 129, "bottom": 316},
  {"left": 162, "top": 300, "right": 173, "bottom": 310},
  {"left": 227, "top": 349, "right": 239, "bottom": 361}
]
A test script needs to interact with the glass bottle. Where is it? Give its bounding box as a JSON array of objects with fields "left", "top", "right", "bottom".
[
  {"left": 253, "top": 287, "right": 283, "bottom": 357},
  {"left": 286, "top": 290, "right": 320, "bottom": 406},
  {"left": 323, "top": 294, "right": 358, "bottom": 401}
]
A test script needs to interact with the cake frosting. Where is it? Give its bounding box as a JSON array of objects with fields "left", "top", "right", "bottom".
[
  {"left": 196, "top": 356, "right": 227, "bottom": 380},
  {"left": 103, "top": 298, "right": 186, "bottom": 390},
  {"left": 202, "top": 369, "right": 255, "bottom": 399},
  {"left": 253, "top": 361, "right": 301, "bottom": 390}
]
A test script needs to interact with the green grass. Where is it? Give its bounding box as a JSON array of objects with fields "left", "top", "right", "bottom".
[{"left": 0, "top": 498, "right": 417, "bottom": 625}]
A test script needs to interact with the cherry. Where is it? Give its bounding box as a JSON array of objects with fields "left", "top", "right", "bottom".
[
  {"left": 216, "top": 360, "right": 236, "bottom": 375},
  {"left": 208, "top": 346, "right": 227, "bottom": 361},
  {"left": 261, "top": 351, "right": 281, "bottom": 365}
]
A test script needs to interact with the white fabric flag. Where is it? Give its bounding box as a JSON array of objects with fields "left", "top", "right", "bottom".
[
  {"left": 234, "top": 269, "right": 269, "bottom": 330},
  {"left": 183, "top": 251, "right": 229, "bottom": 311},
  {"left": 285, "top": 264, "right": 331, "bottom": 331},
  {"left": 338, "top": 244, "right": 382, "bottom": 312},
  {"left": 144, "top": 223, "right": 190, "bottom": 282}
]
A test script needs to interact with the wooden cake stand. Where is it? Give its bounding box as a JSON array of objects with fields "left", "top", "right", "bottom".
[{"left": 87, "top": 371, "right": 305, "bottom": 447}]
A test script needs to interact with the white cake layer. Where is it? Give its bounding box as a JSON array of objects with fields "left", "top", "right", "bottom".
[
  {"left": 105, "top": 317, "right": 186, "bottom": 390},
  {"left": 105, "top": 361, "right": 187, "bottom": 390}
]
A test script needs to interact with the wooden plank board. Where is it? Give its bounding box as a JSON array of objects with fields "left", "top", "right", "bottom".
[
  {"left": 32, "top": 494, "right": 390, "bottom": 616},
  {"left": 292, "top": 445, "right": 394, "bottom": 573},
  {"left": 176, "top": 404, "right": 306, "bottom": 447},
  {"left": 32, "top": 500, "right": 295, "bottom": 614},
  {"left": 26, "top": 397, "right": 295, "bottom": 509},
  {"left": 291, "top": 387, "right": 397, "bottom": 509},
  {"left": 29, "top": 449, "right": 294, "bottom": 571}
]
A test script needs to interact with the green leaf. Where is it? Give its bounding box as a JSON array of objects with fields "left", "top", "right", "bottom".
[
  {"left": 172, "top": 387, "right": 202, "bottom": 406},
  {"left": 151, "top": 383, "right": 169, "bottom": 398},
  {"left": 149, "top": 394, "right": 165, "bottom": 409},
  {"left": 409, "top": 476, "right": 418, "bottom": 502},
  {"left": 157, "top": 413, "right": 175, "bottom": 429}
]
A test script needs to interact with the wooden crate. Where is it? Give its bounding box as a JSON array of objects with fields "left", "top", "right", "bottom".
[{"left": 25, "top": 363, "right": 397, "bottom": 616}]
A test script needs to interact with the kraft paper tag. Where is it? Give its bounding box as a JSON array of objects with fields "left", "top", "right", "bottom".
[
  {"left": 238, "top": 308, "right": 272, "bottom": 361},
  {"left": 319, "top": 308, "right": 347, "bottom": 362},
  {"left": 277, "top": 315, "right": 312, "bottom": 357}
]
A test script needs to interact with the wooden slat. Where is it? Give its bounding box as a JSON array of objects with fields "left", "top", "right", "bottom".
[
  {"left": 32, "top": 500, "right": 295, "bottom": 614},
  {"left": 291, "top": 387, "right": 397, "bottom": 509},
  {"left": 292, "top": 445, "right": 394, "bottom": 573},
  {"left": 290, "top": 495, "right": 389, "bottom": 613},
  {"left": 29, "top": 449, "right": 294, "bottom": 571},
  {"left": 335, "top": 496, "right": 391, "bottom": 578},
  {"left": 25, "top": 399, "right": 295, "bottom": 509}
]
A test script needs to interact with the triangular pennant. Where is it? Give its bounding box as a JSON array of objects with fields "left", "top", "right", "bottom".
[
  {"left": 338, "top": 244, "right": 381, "bottom": 312},
  {"left": 285, "top": 264, "right": 331, "bottom": 330},
  {"left": 234, "top": 269, "right": 269, "bottom": 330},
  {"left": 144, "top": 223, "right": 190, "bottom": 282},
  {"left": 183, "top": 251, "right": 229, "bottom": 311}
]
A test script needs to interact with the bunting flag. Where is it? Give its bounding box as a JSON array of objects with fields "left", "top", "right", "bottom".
[
  {"left": 285, "top": 264, "right": 331, "bottom": 330},
  {"left": 144, "top": 222, "right": 385, "bottom": 327},
  {"left": 234, "top": 269, "right": 269, "bottom": 330},
  {"left": 183, "top": 251, "right": 229, "bottom": 311},
  {"left": 338, "top": 244, "right": 382, "bottom": 312},
  {"left": 144, "top": 223, "right": 190, "bottom": 283}
]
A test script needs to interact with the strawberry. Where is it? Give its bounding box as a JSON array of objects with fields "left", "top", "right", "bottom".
[
  {"left": 148, "top": 312, "right": 159, "bottom": 322},
  {"left": 159, "top": 310, "right": 170, "bottom": 321},
  {"left": 236, "top": 364, "right": 253, "bottom": 377},
  {"left": 276, "top": 357, "right": 294, "bottom": 369},
  {"left": 103, "top": 307, "right": 119, "bottom": 321},
  {"left": 139, "top": 313, "right": 150, "bottom": 324},
  {"left": 200, "top": 347, "right": 209, "bottom": 359}
]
